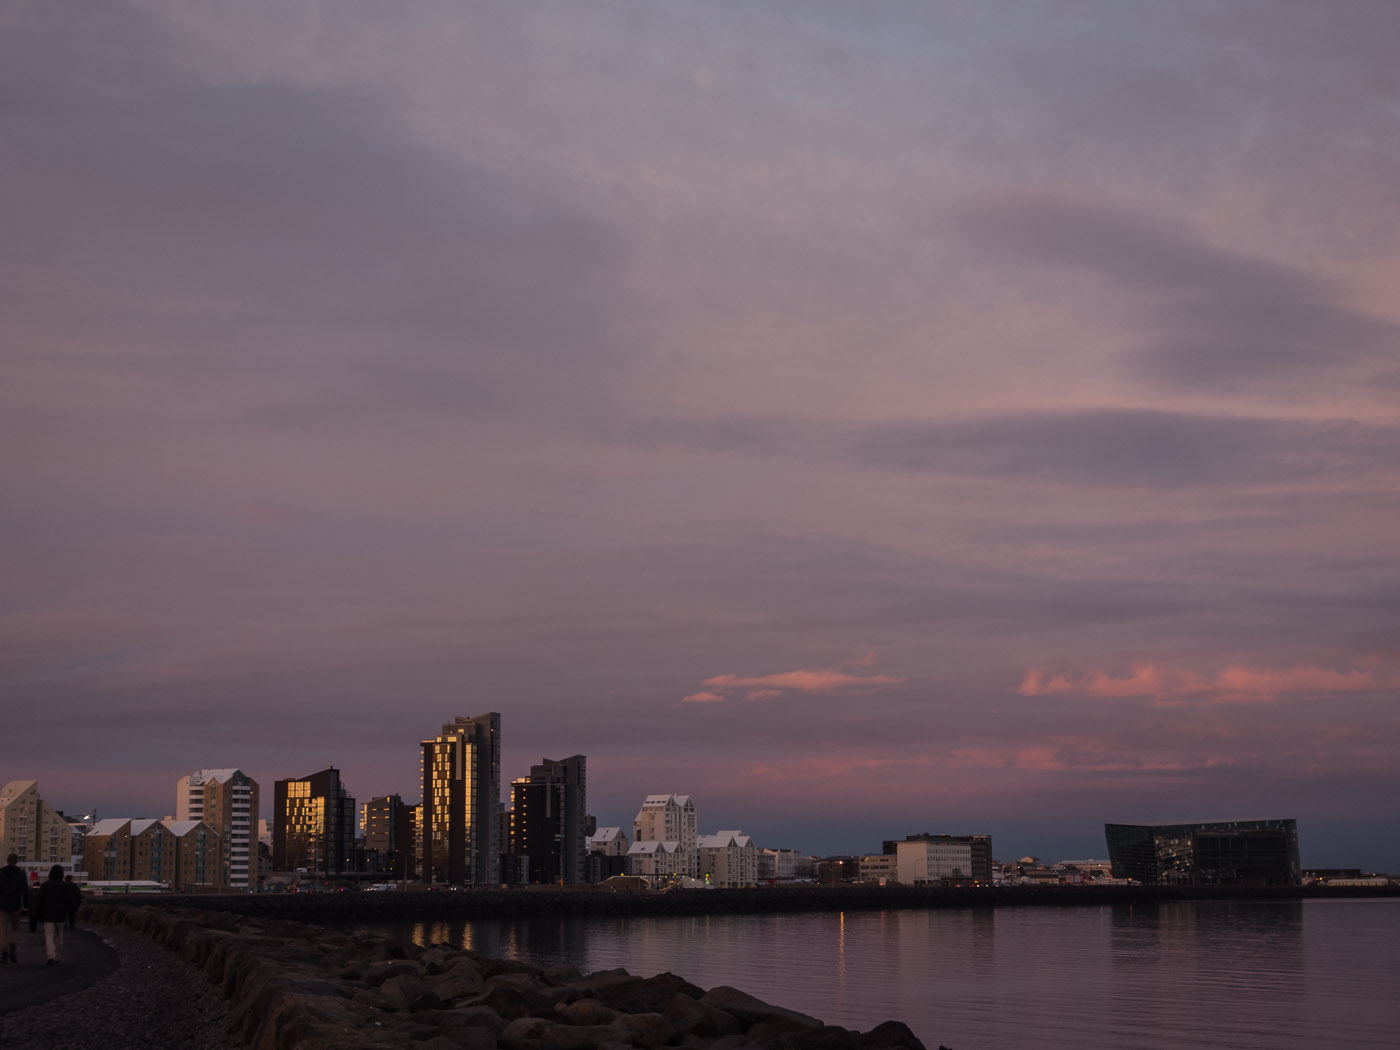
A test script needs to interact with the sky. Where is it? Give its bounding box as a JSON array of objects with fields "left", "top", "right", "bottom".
[{"left": 3, "top": 0, "right": 1398, "bottom": 871}]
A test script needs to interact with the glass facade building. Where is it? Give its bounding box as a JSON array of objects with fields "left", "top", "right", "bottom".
[
  {"left": 1105, "top": 818, "right": 1301, "bottom": 885},
  {"left": 420, "top": 713, "right": 501, "bottom": 886},
  {"left": 272, "top": 767, "right": 356, "bottom": 876}
]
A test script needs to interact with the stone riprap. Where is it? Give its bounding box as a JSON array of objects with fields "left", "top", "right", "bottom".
[{"left": 82, "top": 903, "right": 942, "bottom": 1050}]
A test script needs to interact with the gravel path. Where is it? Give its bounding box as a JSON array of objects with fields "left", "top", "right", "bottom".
[{"left": 0, "top": 922, "right": 245, "bottom": 1050}]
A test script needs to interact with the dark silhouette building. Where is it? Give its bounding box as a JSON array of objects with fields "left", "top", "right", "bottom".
[
  {"left": 510, "top": 755, "right": 587, "bottom": 885},
  {"left": 361, "top": 794, "right": 417, "bottom": 879},
  {"left": 272, "top": 767, "right": 356, "bottom": 876},
  {"left": 420, "top": 713, "right": 501, "bottom": 886},
  {"left": 1105, "top": 819, "right": 1301, "bottom": 885}
]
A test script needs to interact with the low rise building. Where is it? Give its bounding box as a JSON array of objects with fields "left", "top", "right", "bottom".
[
  {"left": 0, "top": 780, "right": 74, "bottom": 868},
  {"left": 1104, "top": 819, "right": 1300, "bottom": 886},
  {"left": 697, "top": 830, "right": 757, "bottom": 888}
]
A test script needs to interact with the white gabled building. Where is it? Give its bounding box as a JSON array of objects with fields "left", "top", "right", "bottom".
[
  {"left": 626, "top": 839, "right": 684, "bottom": 882},
  {"left": 587, "top": 826, "right": 630, "bottom": 856},
  {"left": 697, "top": 830, "right": 757, "bottom": 888},
  {"left": 632, "top": 795, "right": 697, "bottom": 878}
]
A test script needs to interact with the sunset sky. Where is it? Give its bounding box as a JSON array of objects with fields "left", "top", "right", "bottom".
[{"left": 4, "top": 1, "right": 1398, "bottom": 869}]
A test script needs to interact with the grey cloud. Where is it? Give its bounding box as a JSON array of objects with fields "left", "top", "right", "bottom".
[
  {"left": 623, "top": 409, "right": 1400, "bottom": 489},
  {"left": 952, "top": 194, "right": 1399, "bottom": 392},
  {"left": 1, "top": 4, "right": 634, "bottom": 434}
]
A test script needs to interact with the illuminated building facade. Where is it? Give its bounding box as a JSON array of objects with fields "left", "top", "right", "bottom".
[
  {"left": 0, "top": 780, "right": 73, "bottom": 867},
  {"left": 420, "top": 713, "right": 500, "bottom": 886},
  {"left": 632, "top": 794, "right": 697, "bottom": 878},
  {"left": 1104, "top": 819, "right": 1301, "bottom": 885},
  {"left": 272, "top": 767, "right": 356, "bottom": 876}
]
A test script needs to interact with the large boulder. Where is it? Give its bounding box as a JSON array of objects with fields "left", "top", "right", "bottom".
[{"left": 699, "top": 986, "right": 824, "bottom": 1033}]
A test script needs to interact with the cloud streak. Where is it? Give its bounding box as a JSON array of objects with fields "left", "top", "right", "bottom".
[
  {"left": 1018, "top": 663, "right": 1400, "bottom": 705},
  {"left": 684, "top": 664, "right": 904, "bottom": 704}
]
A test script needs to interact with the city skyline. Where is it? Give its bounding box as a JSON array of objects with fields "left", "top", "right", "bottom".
[{"left": 3, "top": 3, "right": 1398, "bottom": 872}]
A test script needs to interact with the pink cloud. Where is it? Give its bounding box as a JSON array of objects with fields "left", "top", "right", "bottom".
[
  {"left": 681, "top": 690, "right": 726, "bottom": 704},
  {"left": 685, "top": 662, "right": 905, "bottom": 704},
  {"left": 1018, "top": 662, "right": 1400, "bottom": 704}
]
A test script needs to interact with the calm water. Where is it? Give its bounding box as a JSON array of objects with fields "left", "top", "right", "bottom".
[{"left": 366, "top": 899, "right": 1399, "bottom": 1049}]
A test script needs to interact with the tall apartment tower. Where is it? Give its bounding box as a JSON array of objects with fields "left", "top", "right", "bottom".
[
  {"left": 361, "top": 794, "right": 417, "bottom": 879},
  {"left": 272, "top": 767, "right": 356, "bottom": 876},
  {"left": 176, "top": 769, "right": 259, "bottom": 890},
  {"left": 633, "top": 794, "right": 698, "bottom": 878},
  {"left": 0, "top": 780, "right": 73, "bottom": 867},
  {"left": 420, "top": 713, "right": 501, "bottom": 886},
  {"left": 510, "top": 755, "right": 587, "bottom": 885}
]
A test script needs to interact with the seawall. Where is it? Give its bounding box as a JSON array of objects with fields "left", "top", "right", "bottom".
[{"left": 82, "top": 902, "right": 939, "bottom": 1050}]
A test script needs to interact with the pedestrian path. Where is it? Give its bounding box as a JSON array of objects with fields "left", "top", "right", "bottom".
[{"left": 0, "top": 928, "right": 120, "bottom": 1013}]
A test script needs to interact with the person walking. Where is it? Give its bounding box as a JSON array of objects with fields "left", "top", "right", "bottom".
[
  {"left": 29, "top": 864, "right": 81, "bottom": 965},
  {"left": 0, "top": 852, "right": 27, "bottom": 963}
]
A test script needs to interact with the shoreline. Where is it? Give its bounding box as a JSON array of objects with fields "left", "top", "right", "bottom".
[{"left": 99, "top": 881, "right": 1400, "bottom": 924}]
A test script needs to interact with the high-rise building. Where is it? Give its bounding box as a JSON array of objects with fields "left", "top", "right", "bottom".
[
  {"left": 176, "top": 769, "right": 259, "bottom": 890},
  {"left": 509, "top": 755, "right": 587, "bottom": 885},
  {"left": 420, "top": 713, "right": 500, "bottom": 886},
  {"left": 272, "top": 767, "right": 356, "bottom": 876},
  {"left": 1105, "top": 819, "right": 1301, "bottom": 885},
  {"left": 0, "top": 780, "right": 73, "bottom": 867},
  {"left": 632, "top": 794, "right": 697, "bottom": 878},
  {"left": 361, "top": 794, "right": 417, "bottom": 879}
]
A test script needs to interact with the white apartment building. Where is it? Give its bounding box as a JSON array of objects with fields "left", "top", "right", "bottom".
[
  {"left": 632, "top": 794, "right": 697, "bottom": 878},
  {"left": 587, "top": 826, "right": 630, "bottom": 856},
  {"left": 0, "top": 780, "right": 73, "bottom": 867},
  {"left": 176, "top": 769, "right": 258, "bottom": 890},
  {"left": 626, "top": 839, "right": 684, "bottom": 882},
  {"left": 697, "top": 830, "right": 757, "bottom": 888}
]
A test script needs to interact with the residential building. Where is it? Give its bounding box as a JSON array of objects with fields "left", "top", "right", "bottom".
[
  {"left": 176, "top": 769, "right": 259, "bottom": 890},
  {"left": 626, "top": 839, "right": 684, "bottom": 882},
  {"left": 632, "top": 794, "right": 697, "bottom": 878},
  {"left": 0, "top": 780, "right": 73, "bottom": 867},
  {"left": 696, "top": 830, "right": 757, "bottom": 888},
  {"left": 272, "top": 767, "right": 356, "bottom": 876},
  {"left": 1104, "top": 819, "right": 1301, "bottom": 885},
  {"left": 509, "top": 755, "right": 587, "bottom": 885},
  {"left": 361, "top": 795, "right": 417, "bottom": 879},
  {"left": 82, "top": 818, "right": 220, "bottom": 891},
  {"left": 420, "top": 713, "right": 501, "bottom": 886},
  {"left": 586, "top": 826, "right": 630, "bottom": 883}
]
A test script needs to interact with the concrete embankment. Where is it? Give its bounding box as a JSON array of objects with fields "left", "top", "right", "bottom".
[{"left": 83, "top": 902, "right": 942, "bottom": 1050}]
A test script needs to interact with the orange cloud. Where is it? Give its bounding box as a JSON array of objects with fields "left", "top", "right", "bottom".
[
  {"left": 1018, "top": 662, "right": 1400, "bottom": 704},
  {"left": 684, "top": 663, "right": 904, "bottom": 704}
]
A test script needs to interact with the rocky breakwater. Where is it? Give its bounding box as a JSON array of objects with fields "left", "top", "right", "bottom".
[{"left": 83, "top": 903, "right": 942, "bottom": 1050}]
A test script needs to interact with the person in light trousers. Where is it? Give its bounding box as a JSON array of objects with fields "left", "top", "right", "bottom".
[{"left": 29, "top": 864, "right": 81, "bottom": 965}]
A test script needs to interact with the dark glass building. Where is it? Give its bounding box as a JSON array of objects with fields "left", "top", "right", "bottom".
[
  {"left": 1105, "top": 818, "right": 1300, "bottom": 885},
  {"left": 509, "top": 755, "right": 587, "bottom": 885}
]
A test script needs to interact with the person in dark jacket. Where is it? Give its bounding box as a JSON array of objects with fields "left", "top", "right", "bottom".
[
  {"left": 29, "top": 864, "right": 80, "bottom": 965},
  {"left": 0, "top": 852, "right": 27, "bottom": 964}
]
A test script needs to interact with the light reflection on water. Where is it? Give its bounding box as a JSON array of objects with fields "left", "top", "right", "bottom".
[{"left": 367, "top": 899, "right": 1399, "bottom": 1050}]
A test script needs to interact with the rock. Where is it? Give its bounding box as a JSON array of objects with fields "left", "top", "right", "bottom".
[
  {"left": 595, "top": 972, "right": 705, "bottom": 1014},
  {"left": 555, "top": 998, "right": 620, "bottom": 1026},
  {"left": 664, "top": 993, "right": 743, "bottom": 1039},
  {"left": 858, "top": 1021, "right": 927, "bottom": 1050},
  {"left": 699, "top": 986, "right": 823, "bottom": 1033},
  {"left": 380, "top": 973, "right": 444, "bottom": 1012},
  {"left": 609, "top": 1011, "right": 676, "bottom": 1048},
  {"left": 501, "top": 1015, "right": 552, "bottom": 1047}
]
